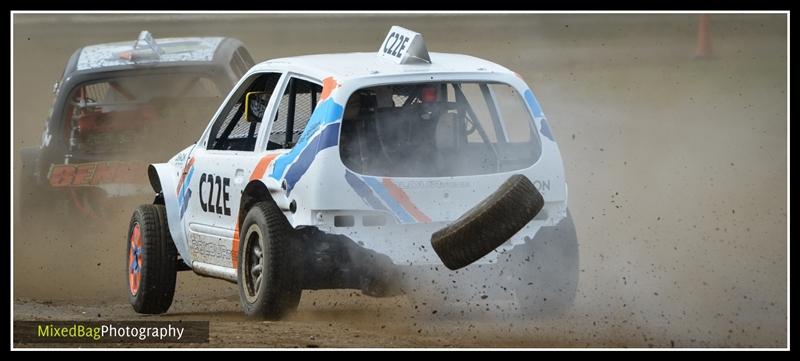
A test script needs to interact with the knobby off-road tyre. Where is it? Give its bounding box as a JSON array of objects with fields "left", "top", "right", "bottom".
[{"left": 237, "top": 200, "right": 303, "bottom": 320}]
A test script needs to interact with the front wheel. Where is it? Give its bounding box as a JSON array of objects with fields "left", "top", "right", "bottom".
[
  {"left": 127, "top": 204, "right": 177, "bottom": 314},
  {"left": 237, "top": 200, "right": 302, "bottom": 319}
]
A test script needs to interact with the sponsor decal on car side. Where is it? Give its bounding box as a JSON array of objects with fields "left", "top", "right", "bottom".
[{"left": 47, "top": 161, "right": 148, "bottom": 187}]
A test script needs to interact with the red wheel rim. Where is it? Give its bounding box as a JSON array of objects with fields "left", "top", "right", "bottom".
[{"left": 128, "top": 223, "right": 142, "bottom": 296}]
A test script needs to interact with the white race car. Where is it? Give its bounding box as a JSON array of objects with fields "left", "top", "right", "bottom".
[{"left": 127, "top": 26, "right": 578, "bottom": 319}]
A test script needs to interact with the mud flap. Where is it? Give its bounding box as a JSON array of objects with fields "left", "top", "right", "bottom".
[{"left": 430, "top": 174, "right": 545, "bottom": 270}]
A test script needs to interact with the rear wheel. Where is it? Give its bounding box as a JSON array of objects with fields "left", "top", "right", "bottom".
[
  {"left": 506, "top": 209, "right": 579, "bottom": 315},
  {"left": 405, "top": 210, "right": 578, "bottom": 317},
  {"left": 237, "top": 200, "right": 302, "bottom": 319},
  {"left": 127, "top": 204, "right": 177, "bottom": 314}
]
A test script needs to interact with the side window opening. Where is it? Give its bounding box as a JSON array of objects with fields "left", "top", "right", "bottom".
[
  {"left": 269, "top": 78, "right": 323, "bottom": 150},
  {"left": 63, "top": 74, "right": 223, "bottom": 157},
  {"left": 207, "top": 72, "right": 281, "bottom": 151}
]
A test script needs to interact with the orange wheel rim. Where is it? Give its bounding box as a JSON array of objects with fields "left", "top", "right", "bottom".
[{"left": 128, "top": 223, "right": 142, "bottom": 295}]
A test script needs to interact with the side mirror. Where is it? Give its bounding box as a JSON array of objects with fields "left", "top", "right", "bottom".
[{"left": 244, "top": 91, "right": 269, "bottom": 122}]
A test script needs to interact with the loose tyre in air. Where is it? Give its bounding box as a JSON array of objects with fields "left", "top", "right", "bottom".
[{"left": 431, "top": 174, "right": 545, "bottom": 270}]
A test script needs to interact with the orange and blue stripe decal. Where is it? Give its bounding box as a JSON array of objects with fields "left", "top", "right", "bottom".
[
  {"left": 381, "top": 178, "right": 432, "bottom": 223},
  {"left": 175, "top": 157, "right": 195, "bottom": 195},
  {"left": 524, "top": 89, "right": 553, "bottom": 141},
  {"left": 232, "top": 153, "right": 280, "bottom": 270},
  {"left": 282, "top": 122, "right": 340, "bottom": 195},
  {"left": 345, "top": 170, "right": 431, "bottom": 224},
  {"left": 250, "top": 153, "right": 280, "bottom": 182},
  {"left": 539, "top": 117, "right": 554, "bottom": 141},
  {"left": 523, "top": 89, "right": 543, "bottom": 118},
  {"left": 319, "top": 76, "right": 339, "bottom": 102},
  {"left": 345, "top": 170, "right": 393, "bottom": 218},
  {"left": 176, "top": 157, "right": 195, "bottom": 219},
  {"left": 270, "top": 77, "right": 344, "bottom": 193},
  {"left": 362, "top": 177, "right": 414, "bottom": 224}
]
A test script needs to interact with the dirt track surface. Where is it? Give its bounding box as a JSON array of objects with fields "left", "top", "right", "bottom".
[{"left": 12, "top": 14, "right": 787, "bottom": 348}]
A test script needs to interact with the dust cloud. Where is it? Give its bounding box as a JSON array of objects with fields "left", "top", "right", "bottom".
[{"left": 12, "top": 13, "right": 787, "bottom": 348}]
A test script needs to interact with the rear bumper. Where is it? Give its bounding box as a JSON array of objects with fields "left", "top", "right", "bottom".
[{"left": 308, "top": 201, "right": 567, "bottom": 266}]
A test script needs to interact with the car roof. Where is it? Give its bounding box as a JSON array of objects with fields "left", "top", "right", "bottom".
[
  {"left": 254, "top": 52, "right": 514, "bottom": 81},
  {"left": 75, "top": 36, "right": 227, "bottom": 72}
]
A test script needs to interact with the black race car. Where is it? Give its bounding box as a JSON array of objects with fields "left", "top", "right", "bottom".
[{"left": 20, "top": 31, "right": 254, "bottom": 218}]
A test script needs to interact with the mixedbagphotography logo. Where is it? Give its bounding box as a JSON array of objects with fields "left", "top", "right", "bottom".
[{"left": 14, "top": 321, "right": 209, "bottom": 344}]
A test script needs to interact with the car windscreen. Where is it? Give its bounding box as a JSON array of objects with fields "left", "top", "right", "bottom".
[
  {"left": 63, "top": 73, "right": 225, "bottom": 158},
  {"left": 339, "top": 81, "right": 542, "bottom": 177}
]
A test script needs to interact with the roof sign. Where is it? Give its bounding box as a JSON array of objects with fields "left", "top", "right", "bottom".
[
  {"left": 119, "top": 30, "right": 163, "bottom": 62},
  {"left": 377, "top": 26, "right": 431, "bottom": 65}
]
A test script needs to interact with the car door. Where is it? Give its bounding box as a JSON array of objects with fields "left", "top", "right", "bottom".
[{"left": 183, "top": 71, "right": 285, "bottom": 269}]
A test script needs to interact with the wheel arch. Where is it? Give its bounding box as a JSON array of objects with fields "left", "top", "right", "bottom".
[
  {"left": 148, "top": 162, "right": 192, "bottom": 266},
  {"left": 238, "top": 179, "right": 283, "bottom": 230},
  {"left": 148, "top": 164, "right": 163, "bottom": 194}
]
